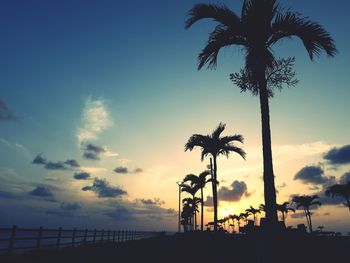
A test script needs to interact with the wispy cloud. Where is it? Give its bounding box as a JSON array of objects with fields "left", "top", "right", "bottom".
[
  {"left": 77, "top": 98, "right": 112, "bottom": 144},
  {"left": 0, "top": 98, "right": 16, "bottom": 121}
]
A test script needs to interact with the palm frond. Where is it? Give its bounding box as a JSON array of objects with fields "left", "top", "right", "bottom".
[
  {"left": 185, "top": 134, "right": 208, "bottom": 152},
  {"left": 198, "top": 26, "right": 246, "bottom": 69},
  {"left": 185, "top": 3, "right": 240, "bottom": 29},
  {"left": 269, "top": 12, "right": 337, "bottom": 59}
]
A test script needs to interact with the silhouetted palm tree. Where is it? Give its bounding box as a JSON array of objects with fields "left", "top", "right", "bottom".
[
  {"left": 325, "top": 182, "right": 350, "bottom": 212},
  {"left": 181, "top": 185, "right": 201, "bottom": 231},
  {"left": 229, "top": 214, "right": 240, "bottom": 233},
  {"left": 245, "top": 205, "right": 261, "bottom": 225},
  {"left": 292, "top": 195, "right": 321, "bottom": 233},
  {"left": 183, "top": 170, "right": 211, "bottom": 231},
  {"left": 185, "top": 123, "right": 245, "bottom": 231},
  {"left": 276, "top": 202, "right": 295, "bottom": 222},
  {"left": 185, "top": 0, "right": 337, "bottom": 227}
]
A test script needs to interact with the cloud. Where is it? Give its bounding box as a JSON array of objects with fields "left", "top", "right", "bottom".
[
  {"left": 340, "top": 171, "right": 350, "bottom": 184},
  {"left": 44, "top": 161, "right": 67, "bottom": 170},
  {"left": 32, "top": 154, "right": 79, "bottom": 170},
  {"left": 114, "top": 166, "right": 128, "bottom": 174},
  {"left": 64, "top": 159, "right": 80, "bottom": 168},
  {"left": 82, "top": 178, "right": 127, "bottom": 198},
  {"left": 204, "top": 196, "right": 214, "bottom": 207},
  {"left": 32, "top": 154, "right": 47, "bottom": 165},
  {"left": 73, "top": 172, "right": 91, "bottom": 180},
  {"left": 29, "top": 186, "right": 56, "bottom": 202},
  {"left": 324, "top": 145, "right": 350, "bottom": 165},
  {"left": 45, "top": 202, "right": 83, "bottom": 217},
  {"left": 290, "top": 212, "right": 306, "bottom": 219},
  {"left": 0, "top": 98, "right": 16, "bottom": 121},
  {"left": 105, "top": 206, "right": 136, "bottom": 221},
  {"left": 82, "top": 143, "right": 106, "bottom": 160},
  {"left": 294, "top": 165, "right": 329, "bottom": 185},
  {"left": 77, "top": 98, "right": 112, "bottom": 144},
  {"left": 139, "top": 198, "right": 165, "bottom": 206},
  {"left": 133, "top": 168, "right": 143, "bottom": 173},
  {"left": 217, "top": 181, "right": 250, "bottom": 202}
]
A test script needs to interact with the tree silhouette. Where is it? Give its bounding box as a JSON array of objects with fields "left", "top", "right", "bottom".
[
  {"left": 276, "top": 202, "right": 295, "bottom": 222},
  {"left": 181, "top": 184, "right": 200, "bottom": 231},
  {"left": 183, "top": 170, "right": 211, "bottom": 231},
  {"left": 245, "top": 205, "right": 261, "bottom": 225},
  {"left": 185, "top": 123, "right": 245, "bottom": 231},
  {"left": 185, "top": 0, "right": 336, "bottom": 228},
  {"left": 325, "top": 182, "right": 350, "bottom": 212},
  {"left": 292, "top": 195, "right": 321, "bottom": 233}
]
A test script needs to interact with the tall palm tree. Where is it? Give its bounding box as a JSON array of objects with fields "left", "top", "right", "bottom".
[
  {"left": 325, "top": 182, "right": 350, "bottom": 212},
  {"left": 181, "top": 185, "right": 201, "bottom": 230},
  {"left": 276, "top": 202, "right": 295, "bottom": 222},
  {"left": 245, "top": 205, "right": 261, "bottom": 225},
  {"left": 183, "top": 170, "right": 211, "bottom": 231},
  {"left": 292, "top": 195, "right": 321, "bottom": 233},
  {"left": 185, "top": 123, "right": 246, "bottom": 231},
  {"left": 185, "top": 0, "right": 337, "bottom": 228}
]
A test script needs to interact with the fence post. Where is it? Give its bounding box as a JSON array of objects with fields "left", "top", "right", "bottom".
[
  {"left": 107, "top": 230, "right": 110, "bottom": 242},
  {"left": 83, "top": 228, "right": 88, "bottom": 245},
  {"left": 37, "top": 226, "right": 43, "bottom": 250},
  {"left": 7, "top": 225, "right": 17, "bottom": 255},
  {"left": 101, "top": 229, "right": 104, "bottom": 242},
  {"left": 112, "top": 231, "right": 116, "bottom": 243},
  {"left": 56, "top": 227, "right": 62, "bottom": 249},
  {"left": 121, "top": 230, "right": 124, "bottom": 242},
  {"left": 93, "top": 229, "right": 97, "bottom": 243},
  {"left": 117, "top": 230, "right": 120, "bottom": 243},
  {"left": 72, "top": 228, "right": 76, "bottom": 247}
]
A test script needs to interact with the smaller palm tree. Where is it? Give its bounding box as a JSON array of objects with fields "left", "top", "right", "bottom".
[
  {"left": 183, "top": 170, "right": 211, "bottom": 231},
  {"left": 245, "top": 206, "right": 261, "bottom": 225},
  {"left": 292, "top": 195, "right": 321, "bottom": 233},
  {"left": 325, "top": 182, "right": 350, "bottom": 212},
  {"left": 276, "top": 202, "right": 295, "bottom": 222}
]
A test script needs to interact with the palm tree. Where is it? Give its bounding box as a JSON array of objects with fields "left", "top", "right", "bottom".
[
  {"left": 183, "top": 170, "right": 211, "bottom": 231},
  {"left": 245, "top": 205, "right": 261, "bottom": 225},
  {"left": 276, "top": 202, "right": 295, "bottom": 222},
  {"left": 185, "top": 0, "right": 337, "bottom": 228},
  {"left": 185, "top": 123, "right": 245, "bottom": 231},
  {"left": 229, "top": 214, "right": 240, "bottom": 233},
  {"left": 292, "top": 195, "right": 321, "bottom": 233},
  {"left": 325, "top": 182, "right": 350, "bottom": 212},
  {"left": 181, "top": 184, "right": 201, "bottom": 231}
]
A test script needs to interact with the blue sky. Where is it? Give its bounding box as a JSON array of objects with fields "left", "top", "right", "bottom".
[{"left": 0, "top": 0, "right": 350, "bottom": 232}]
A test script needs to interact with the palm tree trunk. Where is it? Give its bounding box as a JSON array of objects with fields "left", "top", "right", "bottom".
[
  {"left": 347, "top": 199, "right": 350, "bottom": 212},
  {"left": 282, "top": 212, "right": 285, "bottom": 222},
  {"left": 201, "top": 188, "right": 204, "bottom": 231},
  {"left": 307, "top": 210, "right": 313, "bottom": 233},
  {"left": 211, "top": 157, "right": 218, "bottom": 231},
  {"left": 258, "top": 75, "right": 278, "bottom": 227},
  {"left": 304, "top": 209, "right": 311, "bottom": 233}
]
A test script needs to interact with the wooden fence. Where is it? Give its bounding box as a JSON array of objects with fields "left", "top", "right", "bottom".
[{"left": 0, "top": 225, "right": 164, "bottom": 255}]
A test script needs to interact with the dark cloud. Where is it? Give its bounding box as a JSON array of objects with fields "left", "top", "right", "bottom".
[
  {"left": 139, "top": 198, "right": 165, "bottom": 206},
  {"left": 82, "top": 143, "right": 106, "bottom": 160},
  {"left": 0, "top": 98, "right": 16, "bottom": 121},
  {"left": 32, "top": 154, "right": 47, "bottom": 165},
  {"left": 324, "top": 212, "right": 331, "bottom": 216},
  {"left": 290, "top": 212, "right": 306, "bottom": 219},
  {"left": 340, "top": 171, "right": 350, "bottom": 184},
  {"left": 82, "top": 178, "right": 127, "bottom": 198},
  {"left": 45, "top": 203, "right": 84, "bottom": 218},
  {"left": 105, "top": 206, "right": 136, "bottom": 221},
  {"left": 73, "top": 172, "right": 91, "bottom": 180},
  {"left": 133, "top": 168, "right": 143, "bottom": 173},
  {"left": 324, "top": 145, "right": 350, "bottom": 165},
  {"left": 29, "top": 186, "right": 56, "bottom": 202},
  {"left": 204, "top": 196, "right": 214, "bottom": 207},
  {"left": 32, "top": 154, "right": 79, "bottom": 170},
  {"left": 294, "top": 165, "right": 329, "bottom": 185},
  {"left": 0, "top": 190, "right": 22, "bottom": 200},
  {"left": 217, "top": 181, "right": 250, "bottom": 202},
  {"left": 60, "top": 202, "right": 81, "bottom": 210},
  {"left": 64, "top": 159, "right": 80, "bottom": 168},
  {"left": 44, "top": 161, "right": 67, "bottom": 170},
  {"left": 114, "top": 166, "right": 128, "bottom": 174}
]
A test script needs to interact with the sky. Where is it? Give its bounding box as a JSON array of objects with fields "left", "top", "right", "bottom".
[{"left": 0, "top": 0, "right": 350, "bottom": 233}]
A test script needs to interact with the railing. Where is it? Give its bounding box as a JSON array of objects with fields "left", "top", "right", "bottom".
[{"left": 0, "top": 225, "right": 164, "bottom": 255}]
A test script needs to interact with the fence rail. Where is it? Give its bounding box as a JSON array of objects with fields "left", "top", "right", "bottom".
[{"left": 0, "top": 225, "right": 164, "bottom": 255}]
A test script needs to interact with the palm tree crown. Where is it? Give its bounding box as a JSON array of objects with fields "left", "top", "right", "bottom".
[
  {"left": 325, "top": 182, "right": 350, "bottom": 212},
  {"left": 292, "top": 195, "right": 321, "bottom": 233}
]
